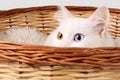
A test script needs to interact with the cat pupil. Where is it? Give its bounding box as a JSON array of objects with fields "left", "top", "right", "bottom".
[
  {"left": 57, "top": 32, "right": 63, "bottom": 40},
  {"left": 74, "top": 33, "right": 84, "bottom": 42},
  {"left": 77, "top": 35, "right": 81, "bottom": 40}
]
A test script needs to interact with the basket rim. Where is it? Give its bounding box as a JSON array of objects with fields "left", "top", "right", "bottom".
[{"left": 0, "top": 40, "right": 119, "bottom": 67}]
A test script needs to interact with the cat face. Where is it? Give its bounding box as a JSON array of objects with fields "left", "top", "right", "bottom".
[{"left": 45, "top": 6, "right": 115, "bottom": 47}]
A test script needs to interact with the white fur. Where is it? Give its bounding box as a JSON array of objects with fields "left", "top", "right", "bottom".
[
  {"left": 0, "top": 27, "right": 47, "bottom": 45},
  {"left": 45, "top": 6, "right": 115, "bottom": 47},
  {"left": 114, "top": 38, "right": 120, "bottom": 47}
]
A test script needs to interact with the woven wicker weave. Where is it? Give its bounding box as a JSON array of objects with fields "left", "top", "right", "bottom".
[{"left": 0, "top": 6, "right": 119, "bottom": 80}]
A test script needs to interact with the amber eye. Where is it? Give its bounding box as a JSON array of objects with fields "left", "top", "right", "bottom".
[
  {"left": 57, "top": 32, "right": 63, "bottom": 40},
  {"left": 74, "top": 33, "right": 84, "bottom": 42}
]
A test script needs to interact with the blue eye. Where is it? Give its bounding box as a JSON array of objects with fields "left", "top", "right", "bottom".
[{"left": 74, "top": 33, "right": 84, "bottom": 42}]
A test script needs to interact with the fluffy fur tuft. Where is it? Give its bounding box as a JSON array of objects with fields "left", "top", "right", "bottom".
[{"left": 0, "top": 27, "right": 47, "bottom": 45}]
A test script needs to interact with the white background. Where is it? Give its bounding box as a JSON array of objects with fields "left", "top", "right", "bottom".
[{"left": 0, "top": 0, "right": 120, "bottom": 10}]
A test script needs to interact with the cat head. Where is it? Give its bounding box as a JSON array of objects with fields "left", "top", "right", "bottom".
[{"left": 45, "top": 6, "right": 114, "bottom": 47}]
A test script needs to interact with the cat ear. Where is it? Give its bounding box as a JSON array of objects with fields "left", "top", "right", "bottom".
[
  {"left": 54, "top": 6, "right": 74, "bottom": 23},
  {"left": 89, "top": 6, "right": 109, "bottom": 34}
]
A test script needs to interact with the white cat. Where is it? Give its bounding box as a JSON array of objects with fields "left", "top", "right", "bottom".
[
  {"left": 0, "top": 27, "right": 47, "bottom": 45},
  {"left": 45, "top": 6, "right": 115, "bottom": 47}
]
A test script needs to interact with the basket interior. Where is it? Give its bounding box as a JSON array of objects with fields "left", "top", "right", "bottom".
[{"left": 0, "top": 6, "right": 120, "bottom": 38}]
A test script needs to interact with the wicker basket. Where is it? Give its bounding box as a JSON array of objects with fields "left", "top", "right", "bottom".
[{"left": 0, "top": 6, "right": 119, "bottom": 80}]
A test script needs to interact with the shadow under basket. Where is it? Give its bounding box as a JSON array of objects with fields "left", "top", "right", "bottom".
[{"left": 0, "top": 6, "right": 119, "bottom": 80}]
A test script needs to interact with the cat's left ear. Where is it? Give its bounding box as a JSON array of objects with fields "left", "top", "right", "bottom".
[
  {"left": 54, "top": 6, "right": 74, "bottom": 23},
  {"left": 89, "top": 6, "right": 109, "bottom": 34}
]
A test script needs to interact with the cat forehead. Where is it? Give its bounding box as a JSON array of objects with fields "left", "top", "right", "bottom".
[
  {"left": 59, "top": 18, "right": 88, "bottom": 29},
  {"left": 66, "top": 18, "right": 86, "bottom": 24},
  {"left": 57, "top": 18, "right": 91, "bottom": 34}
]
